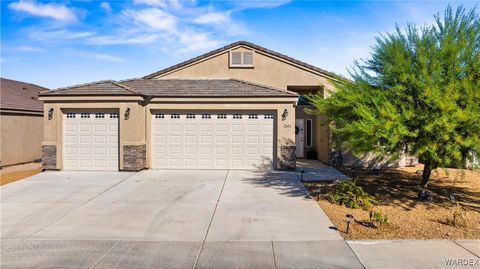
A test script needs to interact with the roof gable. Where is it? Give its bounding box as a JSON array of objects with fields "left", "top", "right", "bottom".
[{"left": 143, "top": 41, "right": 339, "bottom": 80}]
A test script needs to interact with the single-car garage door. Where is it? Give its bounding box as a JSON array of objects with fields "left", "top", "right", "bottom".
[
  {"left": 63, "top": 110, "right": 119, "bottom": 170},
  {"left": 152, "top": 111, "right": 274, "bottom": 169}
]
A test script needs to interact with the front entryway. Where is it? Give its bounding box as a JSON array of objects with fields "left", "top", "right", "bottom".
[
  {"left": 295, "top": 119, "right": 304, "bottom": 158},
  {"left": 63, "top": 110, "right": 119, "bottom": 170},
  {"left": 151, "top": 111, "right": 274, "bottom": 169}
]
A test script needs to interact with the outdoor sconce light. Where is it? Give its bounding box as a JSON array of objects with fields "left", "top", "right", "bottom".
[
  {"left": 48, "top": 108, "right": 54, "bottom": 120},
  {"left": 282, "top": 109, "right": 288, "bottom": 120},
  {"left": 345, "top": 214, "right": 354, "bottom": 234},
  {"left": 124, "top": 107, "right": 130, "bottom": 120}
]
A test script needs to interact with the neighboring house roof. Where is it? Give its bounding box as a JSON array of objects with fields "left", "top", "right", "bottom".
[
  {"left": 40, "top": 79, "right": 297, "bottom": 98},
  {"left": 0, "top": 78, "right": 48, "bottom": 113},
  {"left": 143, "top": 41, "right": 340, "bottom": 80},
  {"left": 39, "top": 80, "right": 140, "bottom": 96}
]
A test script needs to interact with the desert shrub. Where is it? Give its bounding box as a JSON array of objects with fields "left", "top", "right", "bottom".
[
  {"left": 328, "top": 179, "right": 377, "bottom": 210},
  {"left": 445, "top": 202, "right": 467, "bottom": 227},
  {"left": 369, "top": 210, "right": 389, "bottom": 225}
]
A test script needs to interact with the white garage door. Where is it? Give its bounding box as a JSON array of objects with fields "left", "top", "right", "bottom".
[
  {"left": 63, "top": 111, "right": 119, "bottom": 170},
  {"left": 152, "top": 111, "right": 274, "bottom": 169}
]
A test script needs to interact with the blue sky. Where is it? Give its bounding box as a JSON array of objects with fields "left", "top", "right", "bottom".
[{"left": 1, "top": 0, "right": 478, "bottom": 88}]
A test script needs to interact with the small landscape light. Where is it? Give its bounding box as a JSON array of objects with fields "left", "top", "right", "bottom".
[
  {"left": 345, "top": 214, "right": 354, "bottom": 234},
  {"left": 48, "top": 108, "right": 54, "bottom": 120},
  {"left": 124, "top": 107, "right": 130, "bottom": 119}
]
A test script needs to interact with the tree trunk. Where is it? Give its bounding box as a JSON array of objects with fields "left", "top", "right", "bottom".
[{"left": 421, "top": 161, "right": 433, "bottom": 187}]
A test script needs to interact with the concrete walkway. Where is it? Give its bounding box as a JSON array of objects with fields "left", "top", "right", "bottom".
[
  {"left": 296, "top": 159, "right": 350, "bottom": 182},
  {"left": 1, "top": 171, "right": 478, "bottom": 268}
]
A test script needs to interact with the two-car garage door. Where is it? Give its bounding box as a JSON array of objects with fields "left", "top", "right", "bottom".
[{"left": 151, "top": 111, "right": 274, "bottom": 169}]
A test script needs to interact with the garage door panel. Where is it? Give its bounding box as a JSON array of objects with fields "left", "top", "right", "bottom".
[
  {"left": 64, "top": 111, "right": 118, "bottom": 170},
  {"left": 152, "top": 111, "right": 273, "bottom": 170}
]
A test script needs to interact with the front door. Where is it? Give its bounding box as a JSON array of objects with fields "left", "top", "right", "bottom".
[{"left": 295, "top": 119, "right": 304, "bottom": 158}]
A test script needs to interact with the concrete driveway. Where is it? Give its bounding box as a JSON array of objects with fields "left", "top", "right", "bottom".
[{"left": 1, "top": 170, "right": 362, "bottom": 268}]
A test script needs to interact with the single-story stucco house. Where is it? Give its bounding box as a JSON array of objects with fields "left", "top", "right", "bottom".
[
  {"left": 39, "top": 41, "right": 342, "bottom": 171},
  {"left": 1, "top": 78, "right": 46, "bottom": 167}
]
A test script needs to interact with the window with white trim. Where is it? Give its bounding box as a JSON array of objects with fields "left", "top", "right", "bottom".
[
  {"left": 110, "top": 113, "right": 119, "bottom": 119},
  {"left": 66, "top": 113, "right": 76, "bottom": 118},
  {"left": 229, "top": 51, "right": 254, "bottom": 67},
  {"left": 186, "top": 113, "right": 196, "bottom": 119},
  {"left": 80, "top": 113, "right": 90, "bottom": 118},
  {"left": 248, "top": 114, "right": 258, "bottom": 119},
  {"left": 155, "top": 113, "right": 164, "bottom": 119},
  {"left": 306, "top": 119, "right": 313, "bottom": 147},
  {"left": 201, "top": 113, "right": 211, "bottom": 119},
  {"left": 171, "top": 113, "right": 180, "bottom": 119},
  {"left": 95, "top": 113, "right": 105, "bottom": 118},
  {"left": 233, "top": 114, "right": 242, "bottom": 119},
  {"left": 217, "top": 114, "right": 227, "bottom": 119},
  {"left": 264, "top": 114, "right": 274, "bottom": 119}
]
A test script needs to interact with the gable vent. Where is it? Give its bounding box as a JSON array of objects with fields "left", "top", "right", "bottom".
[
  {"left": 243, "top": 52, "right": 253, "bottom": 65},
  {"left": 230, "top": 50, "right": 254, "bottom": 67},
  {"left": 231, "top": 52, "right": 242, "bottom": 65}
]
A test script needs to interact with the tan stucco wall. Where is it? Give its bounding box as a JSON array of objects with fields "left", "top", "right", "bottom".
[
  {"left": 42, "top": 100, "right": 146, "bottom": 170},
  {"left": 152, "top": 46, "right": 334, "bottom": 163},
  {"left": 153, "top": 46, "right": 336, "bottom": 92},
  {"left": 1, "top": 113, "right": 43, "bottom": 166}
]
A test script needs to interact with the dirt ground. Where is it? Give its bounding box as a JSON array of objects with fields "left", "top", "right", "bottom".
[
  {"left": 305, "top": 165, "right": 480, "bottom": 240},
  {"left": 0, "top": 162, "right": 42, "bottom": 186}
]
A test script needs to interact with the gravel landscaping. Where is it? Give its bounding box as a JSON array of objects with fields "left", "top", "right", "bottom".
[{"left": 304, "top": 165, "right": 480, "bottom": 240}]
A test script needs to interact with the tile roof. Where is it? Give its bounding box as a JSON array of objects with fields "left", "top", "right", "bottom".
[
  {"left": 39, "top": 80, "right": 140, "bottom": 96},
  {"left": 121, "top": 78, "right": 297, "bottom": 97},
  {"left": 40, "top": 78, "right": 297, "bottom": 98},
  {"left": 143, "top": 41, "right": 341, "bottom": 80},
  {"left": 0, "top": 78, "right": 48, "bottom": 112}
]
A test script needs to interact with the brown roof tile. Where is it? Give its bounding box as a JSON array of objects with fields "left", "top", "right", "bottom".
[
  {"left": 121, "top": 78, "right": 297, "bottom": 97},
  {"left": 40, "top": 78, "right": 297, "bottom": 98},
  {"left": 38, "top": 80, "right": 141, "bottom": 96},
  {"left": 0, "top": 78, "right": 48, "bottom": 112}
]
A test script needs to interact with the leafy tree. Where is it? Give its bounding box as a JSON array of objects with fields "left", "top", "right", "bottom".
[{"left": 308, "top": 6, "right": 480, "bottom": 186}]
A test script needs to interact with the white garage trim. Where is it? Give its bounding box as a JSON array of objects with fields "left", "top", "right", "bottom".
[
  {"left": 63, "top": 110, "right": 119, "bottom": 170},
  {"left": 151, "top": 111, "right": 275, "bottom": 170}
]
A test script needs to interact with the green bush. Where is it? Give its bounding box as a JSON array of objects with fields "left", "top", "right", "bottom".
[
  {"left": 370, "top": 210, "right": 389, "bottom": 225},
  {"left": 327, "top": 180, "right": 377, "bottom": 210}
]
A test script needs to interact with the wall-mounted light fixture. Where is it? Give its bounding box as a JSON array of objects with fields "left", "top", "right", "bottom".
[
  {"left": 48, "top": 108, "right": 54, "bottom": 120},
  {"left": 282, "top": 109, "right": 288, "bottom": 120},
  {"left": 124, "top": 107, "right": 130, "bottom": 120}
]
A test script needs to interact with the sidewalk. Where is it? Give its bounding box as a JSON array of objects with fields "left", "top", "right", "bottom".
[{"left": 348, "top": 240, "right": 480, "bottom": 269}]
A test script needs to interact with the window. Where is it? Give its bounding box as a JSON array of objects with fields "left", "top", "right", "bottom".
[
  {"left": 306, "top": 119, "right": 313, "bottom": 147},
  {"left": 264, "top": 114, "right": 274, "bottom": 119},
  {"left": 217, "top": 114, "right": 227, "bottom": 119},
  {"left": 186, "top": 113, "right": 196, "bottom": 119},
  {"left": 171, "top": 113, "right": 180, "bottom": 119},
  {"left": 233, "top": 114, "right": 242, "bottom": 119},
  {"left": 201, "top": 114, "right": 211, "bottom": 119},
  {"left": 95, "top": 113, "right": 105, "bottom": 118},
  {"left": 248, "top": 114, "right": 258, "bottom": 119},
  {"left": 66, "top": 113, "right": 76, "bottom": 118},
  {"left": 155, "top": 113, "right": 164, "bottom": 119},
  {"left": 230, "top": 51, "right": 254, "bottom": 67},
  {"left": 80, "top": 113, "right": 90, "bottom": 118},
  {"left": 110, "top": 113, "right": 119, "bottom": 119}
]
